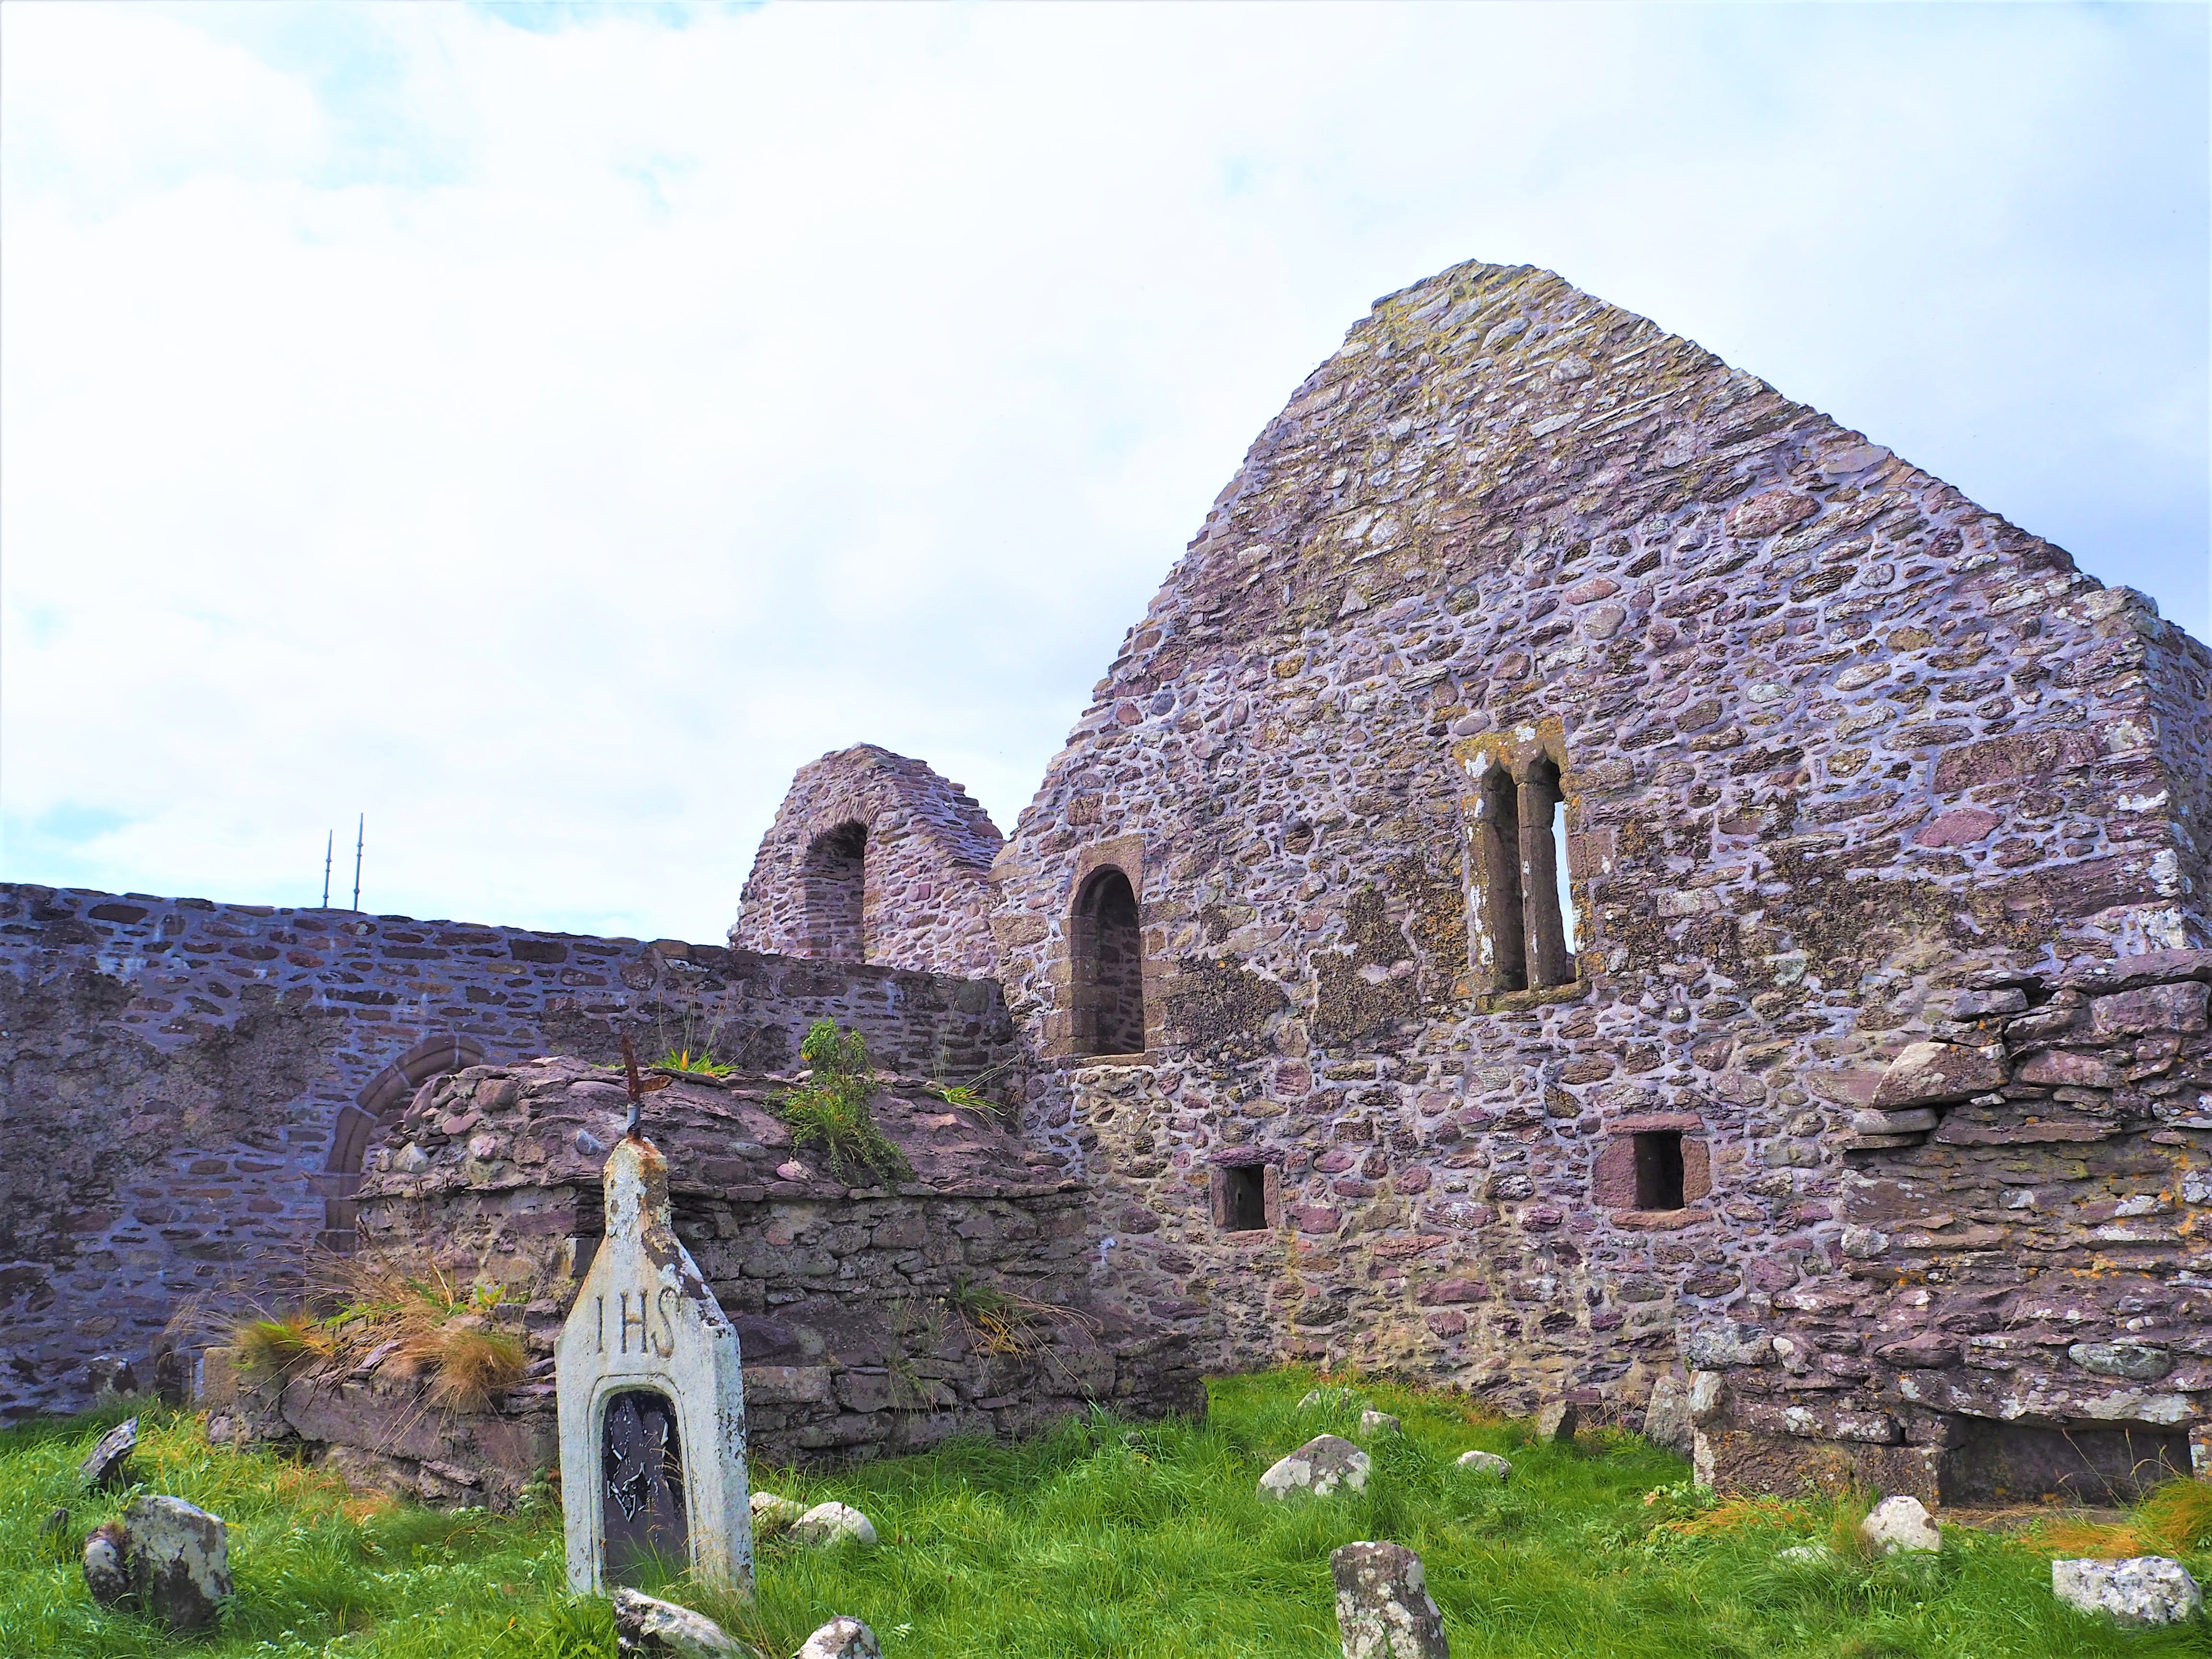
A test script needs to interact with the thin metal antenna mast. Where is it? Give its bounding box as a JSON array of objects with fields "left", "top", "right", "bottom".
[
  {"left": 351, "top": 814, "right": 364, "bottom": 912},
  {"left": 322, "top": 831, "right": 333, "bottom": 908}
]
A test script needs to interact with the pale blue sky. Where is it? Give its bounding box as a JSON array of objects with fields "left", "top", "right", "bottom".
[{"left": 2, "top": 1, "right": 2205, "bottom": 941}]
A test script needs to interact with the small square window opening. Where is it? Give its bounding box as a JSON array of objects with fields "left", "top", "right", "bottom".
[
  {"left": 1633, "top": 1130, "right": 1685, "bottom": 1211},
  {"left": 1222, "top": 1165, "right": 1268, "bottom": 1231}
]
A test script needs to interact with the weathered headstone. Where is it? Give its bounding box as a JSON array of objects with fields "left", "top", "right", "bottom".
[
  {"left": 1332, "top": 1541, "right": 1450, "bottom": 1658},
  {"left": 80, "top": 1418, "right": 137, "bottom": 1491},
  {"left": 81, "top": 1495, "right": 232, "bottom": 1631},
  {"left": 557, "top": 1134, "right": 752, "bottom": 1596}
]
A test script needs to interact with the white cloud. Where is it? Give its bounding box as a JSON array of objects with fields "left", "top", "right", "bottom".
[{"left": 3, "top": 0, "right": 2204, "bottom": 940}]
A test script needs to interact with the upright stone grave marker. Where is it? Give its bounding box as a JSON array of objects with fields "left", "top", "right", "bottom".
[{"left": 557, "top": 1130, "right": 753, "bottom": 1595}]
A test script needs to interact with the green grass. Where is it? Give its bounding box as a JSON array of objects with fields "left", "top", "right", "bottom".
[{"left": 3, "top": 1371, "right": 2207, "bottom": 1657}]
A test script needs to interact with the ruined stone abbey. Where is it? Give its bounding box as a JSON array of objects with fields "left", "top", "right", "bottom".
[{"left": 7, "top": 258, "right": 2209, "bottom": 1510}]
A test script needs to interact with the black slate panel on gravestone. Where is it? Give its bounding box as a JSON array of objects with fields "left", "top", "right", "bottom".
[{"left": 601, "top": 1389, "right": 688, "bottom": 1585}]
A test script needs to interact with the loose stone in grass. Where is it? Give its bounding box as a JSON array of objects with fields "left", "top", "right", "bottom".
[
  {"left": 1858, "top": 1495, "right": 1941, "bottom": 1554},
  {"left": 2052, "top": 1557, "right": 2203, "bottom": 1627},
  {"left": 750, "top": 1491, "right": 806, "bottom": 1532},
  {"left": 1358, "top": 1410, "right": 1402, "bottom": 1438},
  {"left": 790, "top": 1501, "right": 878, "bottom": 1547},
  {"left": 796, "top": 1615, "right": 884, "bottom": 1659},
  {"left": 82, "top": 1521, "right": 131, "bottom": 1607},
  {"left": 1331, "top": 1541, "right": 1449, "bottom": 1659},
  {"left": 80, "top": 1417, "right": 137, "bottom": 1491},
  {"left": 1776, "top": 1543, "right": 1836, "bottom": 1566},
  {"left": 1299, "top": 1387, "right": 1367, "bottom": 1413},
  {"left": 611, "top": 1587, "right": 747, "bottom": 1656},
  {"left": 1536, "top": 1400, "right": 1578, "bottom": 1444},
  {"left": 1259, "top": 1434, "right": 1371, "bottom": 1502},
  {"left": 80, "top": 1494, "right": 232, "bottom": 1631},
  {"left": 1454, "top": 1449, "right": 1512, "bottom": 1479}
]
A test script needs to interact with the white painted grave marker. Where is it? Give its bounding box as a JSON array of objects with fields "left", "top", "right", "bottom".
[{"left": 557, "top": 1132, "right": 753, "bottom": 1595}]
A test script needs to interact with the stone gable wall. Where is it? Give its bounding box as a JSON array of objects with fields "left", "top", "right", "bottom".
[
  {"left": 986, "top": 260, "right": 2212, "bottom": 1447},
  {"left": 0, "top": 883, "right": 1014, "bottom": 1423},
  {"left": 732, "top": 745, "right": 1004, "bottom": 977}
]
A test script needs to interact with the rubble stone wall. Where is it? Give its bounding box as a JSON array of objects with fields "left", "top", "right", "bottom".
[
  {"left": 1692, "top": 946, "right": 2212, "bottom": 1503},
  {"left": 984, "top": 260, "right": 2212, "bottom": 1448},
  {"left": 0, "top": 884, "right": 1014, "bottom": 1423},
  {"left": 732, "top": 745, "right": 1004, "bottom": 977},
  {"left": 215, "top": 1061, "right": 1200, "bottom": 1504}
]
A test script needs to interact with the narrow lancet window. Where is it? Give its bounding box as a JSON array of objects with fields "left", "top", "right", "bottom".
[{"left": 1073, "top": 867, "right": 1146, "bottom": 1055}]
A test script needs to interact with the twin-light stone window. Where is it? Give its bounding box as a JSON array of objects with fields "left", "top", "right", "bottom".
[{"left": 1466, "top": 745, "right": 1580, "bottom": 992}]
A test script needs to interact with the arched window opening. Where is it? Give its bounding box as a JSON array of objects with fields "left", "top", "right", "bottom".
[
  {"left": 1073, "top": 867, "right": 1146, "bottom": 1056},
  {"left": 1520, "top": 757, "right": 1576, "bottom": 989},
  {"left": 800, "top": 821, "right": 867, "bottom": 962},
  {"left": 1475, "top": 766, "right": 1527, "bottom": 993}
]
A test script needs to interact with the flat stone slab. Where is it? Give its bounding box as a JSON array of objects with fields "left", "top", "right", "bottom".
[
  {"left": 2053, "top": 1557, "right": 2203, "bottom": 1627},
  {"left": 1258, "top": 1434, "right": 1371, "bottom": 1502},
  {"left": 79, "top": 1418, "right": 137, "bottom": 1491},
  {"left": 611, "top": 1587, "right": 746, "bottom": 1656}
]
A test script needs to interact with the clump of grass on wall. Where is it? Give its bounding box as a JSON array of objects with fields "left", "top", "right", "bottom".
[
  {"left": 232, "top": 1262, "right": 527, "bottom": 1412},
  {"left": 778, "top": 1020, "right": 912, "bottom": 1183}
]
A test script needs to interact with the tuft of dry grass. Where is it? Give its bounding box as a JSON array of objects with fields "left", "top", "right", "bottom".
[
  {"left": 2139, "top": 1475, "right": 2212, "bottom": 1551},
  {"left": 231, "top": 1256, "right": 526, "bottom": 1411},
  {"left": 1648, "top": 1492, "right": 1812, "bottom": 1544},
  {"left": 2023, "top": 1477, "right": 2212, "bottom": 1560}
]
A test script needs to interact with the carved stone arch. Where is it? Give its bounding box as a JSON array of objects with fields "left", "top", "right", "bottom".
[{"left": 318, "top": 1032, "right": 486, "bottom": 1250}]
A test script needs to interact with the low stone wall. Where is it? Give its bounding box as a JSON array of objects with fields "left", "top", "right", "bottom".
[
  {"left": 0, "top": 883, "right": 1015, "bottom": 1423},
  {"left": 1687, "top": 947, "right": 2212, "bottom": 1503},
  {"left": 215, "top": 1059, "right": 1201, "bottom": 1505}
]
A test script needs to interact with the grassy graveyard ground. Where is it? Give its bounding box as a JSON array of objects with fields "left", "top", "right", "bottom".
[{"left": 2, "top": 1370, "right": 2208, "bottom": 1659}]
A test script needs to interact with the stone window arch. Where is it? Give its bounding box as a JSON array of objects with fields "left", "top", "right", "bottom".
[
  {"left": 800, "top": 820, "right": 868, "bottom": 962},
  {"left": 1461, "top": 733, "right": 1580, "bottom": 996},
  {"left": 1072, "top": 866, "right": 1147, "bottom": 1056},
  {"left": 318, "top": 1033, "right": 486, "bottom": 1251}
]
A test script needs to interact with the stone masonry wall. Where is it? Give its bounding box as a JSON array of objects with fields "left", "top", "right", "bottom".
[
  {"left": 214, "top": 1060, "right": 1201, "bottom": 1505},
  {"left": 985, "top": 259, "right": 2212, "bottom": 1436},
  {"left": 733, "top": 745, "right": 1005, "bottom": 977},
  {"left": 1694, "top": 947, "right": 2212, "bottom": 1503},
  {"left": 0, "top": 883, "right": 1014, "bottom": 1423}
]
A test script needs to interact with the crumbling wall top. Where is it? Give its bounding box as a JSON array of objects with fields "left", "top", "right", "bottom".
[{"left": 733, "top": 745, "right": 1003, "bottom": 978}]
